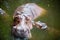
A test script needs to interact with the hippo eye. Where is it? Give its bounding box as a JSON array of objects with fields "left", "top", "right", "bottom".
[
  {"left": 21, "top": 11, "right": 24, "bottom": 14},
  {"left": 21, "top": 12, "right": 23, "bottom": 13}
]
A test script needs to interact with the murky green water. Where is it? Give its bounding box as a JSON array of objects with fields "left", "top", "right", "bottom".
[{"left": 0, "top": 0, "right": 60, "bottom": 40}]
